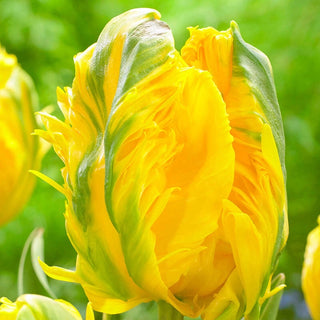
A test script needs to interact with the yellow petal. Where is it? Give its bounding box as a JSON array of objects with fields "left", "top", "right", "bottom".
[
  {"left": 0, "top": 46, "right": 43, "bottom": 225},
  {"left": 181, "top": 21, "right": 287, "bottom": 316},
  {"left": 302, "top": 218, "right": 320, "bottom": 320}
]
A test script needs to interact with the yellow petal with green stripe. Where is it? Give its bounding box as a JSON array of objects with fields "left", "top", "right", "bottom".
[
  {"left": 0, "top": 46, "right": 43, "bottom": 226},
  {"left": 182, "top": 21, "right": 287, "bottom": 319},
  {"left": 36, "top": 9, "right": 287, "bottom": 319}
]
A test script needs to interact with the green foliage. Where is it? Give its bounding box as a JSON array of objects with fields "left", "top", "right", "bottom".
[{"left": 0, "top": 0, "right": 319, "bottom": 319}]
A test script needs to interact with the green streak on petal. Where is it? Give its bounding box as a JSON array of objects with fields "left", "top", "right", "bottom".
[
  {"left": 79, "top": 93, "right": 103, "bottom": 133},
  {"left": 104, "top": 114, "right": 136, "bottom": 228},
  {"left": 104, "top": 112, "right": 152, "bottom": 284},
  {"left": 71, "top": 140, "right": 134, "bottom": 299},
  {"left": 113, "top": 18, "right": 174, "bottom": 107},
  {"left": 81, "top": 237, "right": 133, "bottom": 300},
  {"left": 230, "top": 21, "right": 286, "bottom": 180},
  {"left": 104, "top": 9, "right": 175, "bottom": 226},
  {"left": 88, "top": 8, "right": 167, "bottom": 122},
  {"left": 69, "top": 9, "right": 176, "bottom": 300},
  {"left": 72, "top": 133, "right": 103, "bottom": 227},
  {"left": 231, "top": 24, "right": 287, "bottom": 314},
  {"left": 76, "top": 9, "right": 175, "bottom": 229}
]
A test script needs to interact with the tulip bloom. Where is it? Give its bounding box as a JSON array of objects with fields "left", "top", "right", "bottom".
[
  {"left": 0, "top": 294, "right": 94, "bottom": 320},
  {"left": 0, "top": 47, "right": 41, "bottom": 225},
  {"left": 302, "top": 217, "right": 320, "bottom": 320},
  {"left": 37, "top": 8, "right": 287, "bottom": 320}
]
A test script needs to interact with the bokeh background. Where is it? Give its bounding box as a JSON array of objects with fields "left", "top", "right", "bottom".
[{"left": 0, "top": 0, "right": 319, "bottom": 319}]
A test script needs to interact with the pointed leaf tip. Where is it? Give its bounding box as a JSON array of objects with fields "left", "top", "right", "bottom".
[
  {"left": 230, "top": 20, "right": 239, "bottom": 31},
  {"left": 31, "top": 229, "right": 57, "bottom": 299}
]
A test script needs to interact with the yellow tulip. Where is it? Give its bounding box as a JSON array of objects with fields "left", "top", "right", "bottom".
[
  {"left": 302, "top": 217, "right": 320, "bottom": 320},
  {"left": 0, "top": 294, "right": 94, "bottom": 320},
  {"left": 35, "top": 9, "right": 288, "bottom": 320},
  {"left": 0, "top": 46, "right": 41, "bottom": 225}
]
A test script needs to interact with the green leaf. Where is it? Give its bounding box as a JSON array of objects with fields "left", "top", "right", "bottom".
[
  {"left": 18, "top": 228, "right": 56, "bottom": 298},
  {"left": 31, "top": 228, "right": 57, "bottom": 298},
  {"left": 18, "top": 229, "right": 39, "bottom": 296}
]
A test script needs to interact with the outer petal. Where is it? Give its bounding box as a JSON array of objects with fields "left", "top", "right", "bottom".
[
  {"left": 230, "top": 21, "right": 285, "bottom": 178},
  {"left": 36, "top": 8, "right": 189, "bottom": 315},
  {"left": 227, "top": 25, "right": 287, "bottom": 313},
  {"left": 182, "top": 21, "right": 287, "bottom": 317}
]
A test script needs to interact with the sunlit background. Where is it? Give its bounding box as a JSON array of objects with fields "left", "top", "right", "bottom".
[{"left": 0, "top": 0, "right": 319, "bottom": 319}]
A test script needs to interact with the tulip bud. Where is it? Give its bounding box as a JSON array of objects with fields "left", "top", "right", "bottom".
[
  {"left": 36, "top": 9, "right": 287, "bottom": 320},
  {"left": 0, "top": 46, "right": 41, "bottom": 225},
  {"left": 0, "top": 294, "right": 94, "bottom": 320},
  {"left": 302, "top": 217, "right": 320, "bottom": 320}
]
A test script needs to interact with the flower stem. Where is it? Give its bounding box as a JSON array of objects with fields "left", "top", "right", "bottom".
[
  {"left": 158, "top": 301, "right": 184, "bottom": 320},
  {"left": 102, "top": 314, "right": 122, "bottom": 320}
]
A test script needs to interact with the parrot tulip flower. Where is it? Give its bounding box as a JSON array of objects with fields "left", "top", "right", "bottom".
[
  {"left": 0, "top": 294, "right": 94, "bottom": 320},
  {"left": 0, "top": 46, "right": 42, "bottom": 225},
  {"left": 36, "top": 8, "right": 288, "bottom": 320},
  {"left": 302, "top": 217, "right": 320, "bottom": 320}
]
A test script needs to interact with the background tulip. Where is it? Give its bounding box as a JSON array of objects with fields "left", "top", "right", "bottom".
[
  {"left": 0, "top": 294, "right": 94, "bottom": 320},
  {"left": 302, "top": 216, "right": 320, "bottom": 320},
  {"left": 36, "top": 8, "right": 287, "bottom": 320},
  {"left": 0, "top": 47, "right": 42, "bottom": 226}
]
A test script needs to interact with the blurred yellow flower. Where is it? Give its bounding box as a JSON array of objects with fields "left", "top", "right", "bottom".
[
  {"left": 0, "top": 46, "right": 42, "bottom": 225},
  {"left": 36, "top": 8, "right": 288, "bottom": 320},
  {"left": 0, "top": 294, "right": 94, "bottom": 320},
  {"left": 302, "top": 216, "right": 320, "bottom": 320}
]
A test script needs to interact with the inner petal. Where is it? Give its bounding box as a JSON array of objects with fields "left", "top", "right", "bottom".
[{"left": 151, "top": 68, "right": 234, "bottom": 291}]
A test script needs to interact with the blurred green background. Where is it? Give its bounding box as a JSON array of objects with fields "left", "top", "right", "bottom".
[{"left": 0, "top": 0, "right": 319, "bottom": 319}]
